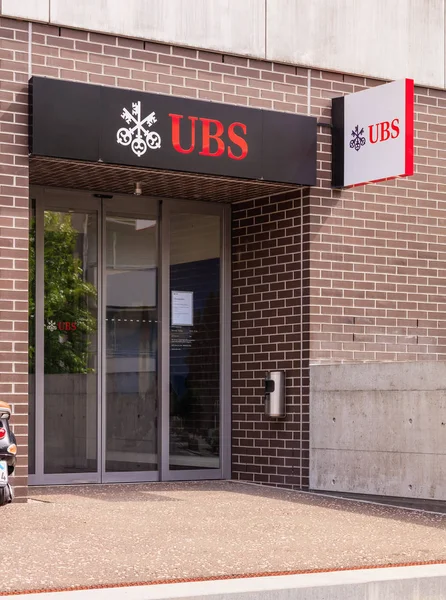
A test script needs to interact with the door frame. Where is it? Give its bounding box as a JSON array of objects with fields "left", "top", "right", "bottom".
[{"left": 28, "top": 186, "right": 231, "bottom": 485}]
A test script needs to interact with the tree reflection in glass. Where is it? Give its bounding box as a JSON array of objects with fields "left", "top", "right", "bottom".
[
  {"left": 42, "top": 211, "right": 99, "bottom": 475},
  {"left": 43, "top": 212, "right": 97, "bottom": 375}
]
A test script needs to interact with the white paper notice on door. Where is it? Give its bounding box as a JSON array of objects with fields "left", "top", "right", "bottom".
[{"left": 171, "top": 291, "right": 194, "bottom": 326}]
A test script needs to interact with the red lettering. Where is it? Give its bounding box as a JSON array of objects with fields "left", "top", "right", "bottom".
[
  {"left": 227, "top": 122, "right": 248, "bottom": 160},
  {"left": 71, "top": 322, "right": 77, "bottom": 331},
  {"left": 169, "top": 114, "right": 198, "bottom": 154},
  {"left": 380, "top": 121, "right": 391, "bottom": 142},
  {"left": 368, "top": 124, "right": 379, "bottom": 144},
  {"left": 199, "top": 118, "right": 225, "bottom": 157},
  {"left": 171, "top": 115, "right": 248, "bottom": 160},
  {"left": 57, "top": 322, "right": 63, "bottom": 331},
  {"left": 391, "top": 118, "right": 400, "bottom": 139},
  {"left": 369, "top": 121, "right": 398, "bottom": 143}
]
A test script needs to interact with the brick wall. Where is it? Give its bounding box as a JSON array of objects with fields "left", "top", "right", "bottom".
[
  {"left": 0, "top": 17, "right": 30, "bottom": 500},
  {"left": 308, "top": 74, "right": 446, "bottom": 364},
  {"left": 1, "top": 15, "right": 446, "bottom": 494},
  {"left": 28, "top": 21, "right": 310, "bottom": 109},
  {"left": 231, "top": 190, "right": 311, "bottom": 488}
]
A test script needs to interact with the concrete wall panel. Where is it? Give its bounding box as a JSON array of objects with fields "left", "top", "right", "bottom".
[
  {"left": 310, "top": 362, "right": 446, "bottom": 500},
  {"left": 2, "top": 0, "right": 49, "bottom": 22},
  {"left": 311, "top": 448, "right": 446, "bottom": 500},
  {"left": 311, "top": 390, "right": 446, "bottom": 454},
  {"left": 49, "top": 0, "right": 266, "bottom": 57},
  {"left": 311, "top": 361, "right": 446, "bottom": 392},
  {"left": 266, "top": 0, "right": 444, "bottom": 87}
]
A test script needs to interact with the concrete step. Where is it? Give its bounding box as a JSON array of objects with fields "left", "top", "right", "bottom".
[{"left": 5, "top": 564, "right": 446, "bottom": 600}]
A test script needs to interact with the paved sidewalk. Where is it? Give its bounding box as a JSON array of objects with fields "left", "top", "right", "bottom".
[{"left": 2, "top": 481, "right": 446, "bottom": 594}]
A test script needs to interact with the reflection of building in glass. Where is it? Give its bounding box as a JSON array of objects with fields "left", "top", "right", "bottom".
[
  {"left": 105, "top": 217, "right": 158, "bottom": 473},
  {"left": 170, "top": 257, "right": 220, "bottom": 469},
  {"left": 106, "top": 268, "right": 157, "bottom": 367}
]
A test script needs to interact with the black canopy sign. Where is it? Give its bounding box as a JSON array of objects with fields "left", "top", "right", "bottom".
[{"left": 29, "top": 77, "right": 317, "bottom": 186}]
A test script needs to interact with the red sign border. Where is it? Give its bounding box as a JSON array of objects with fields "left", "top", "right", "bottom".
[{"left": 404, "top": 78, "right": 415, "bottom": 178}]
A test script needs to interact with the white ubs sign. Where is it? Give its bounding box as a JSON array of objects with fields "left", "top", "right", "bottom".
[{"left": 332, "top": 79, "right": 414, "bottom": 188}]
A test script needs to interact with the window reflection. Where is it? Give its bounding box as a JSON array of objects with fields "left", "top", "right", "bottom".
[
  {"left": 169, "top": 214, "right": 221, "bottom": 470},
  {"left": 105, "top": 216, "right": 158, "bottom": 472},
  {"left": 43, "top": 211, "right": 98, "bottom": 474}
]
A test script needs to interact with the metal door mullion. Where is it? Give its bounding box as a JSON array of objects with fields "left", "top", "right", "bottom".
[
  {"left": 29, "top": 473, "right": 99, "bottom": 486},
  {"left": 102, "top": 470, "right": 160, "bottom": 484},
  {"left": 221, "top": 204, "right": 231, "bottom": 479},
  {"left": 100, "top": 201, "right": 106, "bottom": 482},
  {"left": 159, "top": 200, "right": 170, "bottom": 481},
  {"left": 34, "top": 199, "right": 44, "bottom": 482}
]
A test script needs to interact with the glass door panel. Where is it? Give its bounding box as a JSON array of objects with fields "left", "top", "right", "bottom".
[
  {"left": 43, "top": 210, "right": 98, "bottom": 475},
  {"left": 169, "top": 213, "right": 221, "bottom": 470},
  {"left": 105, "top": 215, "right": 158, "bottom": 473}
]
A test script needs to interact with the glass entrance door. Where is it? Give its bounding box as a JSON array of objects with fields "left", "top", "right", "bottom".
[
  {"left": 29, "top": 188, "right": 230, "bottom": 486},
  {"left": 160, "top": 200, "right": 231, "bottom": 481},
  {"left": 29, "top": 190, "right": 101, "bottom": 484},
  {"left": 103, "top": 199, "right": 158, "bottom": 482}
]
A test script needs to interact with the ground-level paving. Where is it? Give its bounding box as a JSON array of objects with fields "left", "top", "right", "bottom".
[{"left": 2, "top": 481, "right": 446, "bottom": 594}]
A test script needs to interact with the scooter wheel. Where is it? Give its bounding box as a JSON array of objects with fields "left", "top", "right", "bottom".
[{"left": 0, "top": 484, "right": 13, "bottom": 506}]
